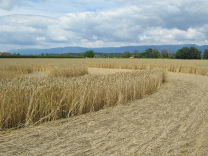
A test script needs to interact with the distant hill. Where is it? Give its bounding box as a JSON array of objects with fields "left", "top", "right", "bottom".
[
  {"left": 9, "top": 47, "right": 89, "bottom": 55},
  {"left": 9, "top": 44, "right": 208, "bottom": 55}
]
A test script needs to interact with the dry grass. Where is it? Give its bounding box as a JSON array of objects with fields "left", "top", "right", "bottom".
[
  {"left": 0, "top": 68, "right": 166, "bottom": 129},
  {"left": 47, "top": 66, "right": 88, "bottom": 77},
  {"left": 0, "top": 64, "right": 88, "bottom": 79},
  {"left": 0, "top": 65, "right": 34, "bottom": 79},
  {"left": 1, "top": 58, "right": 208, "bottom": 155},
  {"left": 1, "top": 58, "right": 208, "bottom": 130},
  {"left": 1, "top": 58, "right": 208, "bottom": 75},
  {"left": 88, "top": 62, "right": 208, "bottom": 76}
]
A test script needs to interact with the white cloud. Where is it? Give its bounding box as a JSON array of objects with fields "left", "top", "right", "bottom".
[
  {"left": 1, "top": 15, "right": 56, "bottom": 29},
  {"left": 0, "top": 0, "right": 17, "bottom": 10},
  {"left": 0, "top": 0, "right": 28, "bottom": 10},
  {"left": 36, "top": 37, "right": 46, "bottom": 41},
  {"left": 0, "top": 0, "right": 208, "bottom": 50},
  {"left": 140, "top": 35, "right": 150, "bottom": 41}
]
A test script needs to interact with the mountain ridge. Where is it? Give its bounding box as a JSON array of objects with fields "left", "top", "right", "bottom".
[{"left": 9, "top": 44, "right": 208, "bottom": 55}]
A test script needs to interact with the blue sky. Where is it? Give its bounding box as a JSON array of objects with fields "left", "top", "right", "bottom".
[{"left": 0, "top": 0, "right": 208, "bottom": 51}]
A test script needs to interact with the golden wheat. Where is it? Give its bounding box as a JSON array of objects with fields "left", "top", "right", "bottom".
[
  {"left": 0, "top": 68, "right": 166, "bottom": 129},
  {"left": 87, "top": 62, "right": 208, "bottom": 76},
  {"left": 0, "top": 64, "right": 88, "bottom": 79},
  {"left": 47, "top": 66, "right": 88, "bottom": 77},
  {"left": 1, "top": 58, "right": 208, "bottom": 76},
  {"left": 1, "top": 58, "right": 208, "bottom": 130}
]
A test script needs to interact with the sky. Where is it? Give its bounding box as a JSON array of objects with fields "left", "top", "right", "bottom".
[{"left": 0, "top": 0, "right": 208, "bottom": 51}]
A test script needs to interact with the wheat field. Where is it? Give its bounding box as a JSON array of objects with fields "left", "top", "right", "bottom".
[
  {"left": 1, "top": 58, "right": 208, "bottom": 130},
  {"left": 0, "top": 58, "right": 168, "bottom": 129},
  {"left": 1, "top": 58, "right": 208, "bottom": 75},
  {"left": 1, "top": 58, "right": 208, "bottom": 155},
  {"left": 87, "top": 59, "right": 208, "bottom": 75},
  {"left": 1, "top": 58, "right": 208, "bottom": 129}
]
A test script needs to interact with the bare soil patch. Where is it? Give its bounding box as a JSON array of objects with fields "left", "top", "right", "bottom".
[{"left": 0, "top": 69, "right": 208, "bottom": 155}]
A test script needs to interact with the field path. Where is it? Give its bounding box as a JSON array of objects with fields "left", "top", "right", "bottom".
[{"left": 1, "top": 71, "right": 208, "bottom": 155}]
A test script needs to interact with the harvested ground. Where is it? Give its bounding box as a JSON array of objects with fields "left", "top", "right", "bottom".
[
  {"left": 26, "top": 71, "right": 46, "bottom": 78},
  {"left": 25, "top": 68, "right": 131, "bottom": 78},
  {"left": 1, "top": 69, "right": 208, "bottom": 155},
  {"left": 88, "top": 68, "right": 132, "bottom": 75}
]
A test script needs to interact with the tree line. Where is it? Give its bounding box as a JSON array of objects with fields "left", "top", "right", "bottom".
[
  {"left": 84, "top": 49, "right": 174, "bottom": 58},
  {"left": 85, "top": 47, "right": 208, "bottom": 59},
  {"left": 0, "top": 52, "right": 85, "bottom": 58},
  {"left": 1, "top": 47, "right": 208, "bottom": 59}
]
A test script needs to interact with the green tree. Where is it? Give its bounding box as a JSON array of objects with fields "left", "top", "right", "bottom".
[
  {"left": 152, "top": 49, "right": 160, "bottom": 58},
  {"left": 76, "top": 53, "right": 84, "bottom": 57},
  {"left": 144, "top": 48, "right": 160, "bottom": 58},
  {"left": 111, "top": 54, "right": 117, "bottom": 58},
  {"left": 123, "top": 51, "right": 131, "bottom": 58},
  {"left": 145, "top": 48, "right": 153, "bottom": 58},
  {"left": 189, "top": 46, "right": 202, "bottom": 59},
  {"left": 161, "top": 49, "right": 169, "bottom": 58},
  {"left": 176, "top": 47, "right": 201, "bottom": 59},
  {"left": 183, "top": 47, "right": 190, "bottom": 59},
  {"left": 203, "top": 49, "right": 208, "bottom": 59},
  {"left": 102, "top": 52, "right": 107, "bottom": 58},
  {"left": 84, "top": 50, "right": 95, "bottom": 58},
  {"left": 139, "top": 52, "right": 146, "bottom": 58},
  {"left": 67, "top": 52, "right": 70, "bottom": 56},
  {"left": 176, "top": 47, "right": 189, "bottom": 59},
  {"left": 168, "top": 50, "right": 175, "bottom": 59},
  {"left": 175, "top": 49, "right": 182, "bottom": 59},
  {"left": 176, "top": 47, "right": 187, "bottom": 59},
  {"left": 133, "top": 50, "right": 140, "bottom": 58}
]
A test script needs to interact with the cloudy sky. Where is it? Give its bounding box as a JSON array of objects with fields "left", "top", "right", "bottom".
[{"left": 0, "top": 0, "right": 208, "bottom": 50}]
